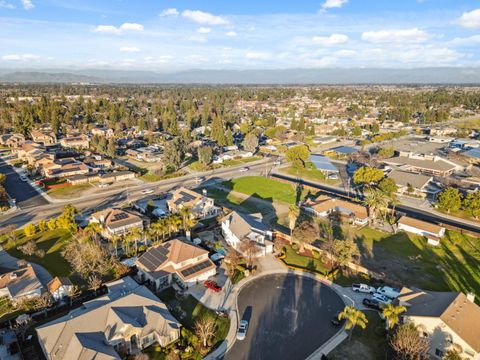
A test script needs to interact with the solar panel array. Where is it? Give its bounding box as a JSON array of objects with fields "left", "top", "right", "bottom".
[
  {"left": 174, "top": 190, "right": 198, "bottom": 206},
  {"left": 112, "top": 212, "right": 129, "bottom": 222},
  {"left": 180, "top": 259, "right": 212, "bottom": 278},
  {"left": 137, "top": 246, "right": 169, "bottom": 271}
]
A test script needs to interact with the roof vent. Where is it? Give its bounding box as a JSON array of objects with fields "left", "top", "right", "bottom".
[{"left": 466, "top": 292, "right": 475, "bottom": 303}]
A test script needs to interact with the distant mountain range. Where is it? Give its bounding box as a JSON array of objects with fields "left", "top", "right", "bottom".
[{"left": 1, "top": 67, "right": 480, "bottom": 84}]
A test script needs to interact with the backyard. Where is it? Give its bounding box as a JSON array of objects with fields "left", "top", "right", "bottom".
[
  {"left": 0, "top": 229, "right": 73, "bottom": 279},
  {"left": 222, "top": 176, "right": 297, "bottom": 204}
]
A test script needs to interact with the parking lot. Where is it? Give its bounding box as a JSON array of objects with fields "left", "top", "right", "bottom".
[
  {"left": 0, "top": 158, "right": 48, "bottom": 208},
  {"left": 226, "top": 274, "right": 344, "bottom": 360}
]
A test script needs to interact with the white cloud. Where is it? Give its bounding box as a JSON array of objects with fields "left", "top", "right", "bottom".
[
  {"left": 145, "top": 55, "right": 172, "bottom": 64},
  {"left": 187, "top": 35, "right": 207, "bottom": 43},
  {"left": 182, "top": 10, "right": 229, "bottom": 25},
  {"left": 361, "top": 28, "right": 429, "bottom": 43},
  {"left": 0, "top": 1, "right": 15, "bottom": 9},
  {"left": 245, "top": 52, "right": 271, "bottom": 60},
  {"left": 186, "top": 54, "right": 208, "bottom": 62},
  {"left": 449, "top": 34, "right": 480, "bottom": 46},
  {"left": 321, "top": 0, "right": 348, "bottom": 9},
  {"left": 119, "top": 23, "right": 144, "bottom": 31},
  {"left": 2, "top": 54, "right": 40, "bottom": 61},
  {"left": 197, "top": 27, "right": 211, "bottom": 34},
  {"left": 120, "top": 46, "right": 140, "bottom": 53},
  {"left": 93, "top": 23, "right": 143, "bottom": 35},
  {"left": 311, "top": 33, "right": 349, "bottom": 46},
  {"left": 457, "top": 9, "right": 480, "bottom": 29},
  {"left": 226, "top": 31, "right": 237, "bottom": 37},
  {"left": 334, "top": 49, "right": 356, "bottom": 57},
  {"left": 20, "top": 0, "right": 34, "bottom": 10},
  {"left": 159, "top": 8, "right": 179, "bottom": 17}
]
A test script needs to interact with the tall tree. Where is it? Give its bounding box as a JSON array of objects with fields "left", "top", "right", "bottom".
[
  {"left": 463, "top": 191, "right": 480, "bottom": 219},
  {"left": 242, "top": 133, "right": 259, "bottom": 152},
  {"left": 437, "top": 187, "right": 462, "bottom": 214},
  {"left": 195, "top": 317, "right": 216, "bottom": 348},
  {"left": 287, "top": 204, "right": 300, "bottom": 237},
  {"left": 390, "top": 323, "right": 429, "bottom": 360},
  {"left": 285, "top": 145, "right": 310, "bottom": 168},
  {"left": 337, "top": 306, "right": 368, "bottom": 340},
  {"left": 381, "top": 303, "right": 406, "bottom": 330}
]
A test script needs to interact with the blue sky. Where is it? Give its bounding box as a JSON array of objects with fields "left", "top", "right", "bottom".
[{"left": 1, "top": 0, "right": 480, "bottom": 71}]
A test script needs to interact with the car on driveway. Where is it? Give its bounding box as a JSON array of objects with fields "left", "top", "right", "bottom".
[
  {"left": 204, "top": 280, "right": 222, "bottom": 293},
  {"left": 376, "top": 286, "right": 400, "bottom": 299},
  {"left": 352, "top": 283, "right": 376, "bottom": 294},
  {"left": 237, "top": 320, "right": 249, "bottom": 340},
  {"left": 210, "top": 252, "right": 225, "bottom": 262},
  {"left": 239, "top": 167, "right": 250, "bottom": 172},
  {"left": 362, "top": 298, "right": 381, "bottom": 311},
  {"left": 372, "top": 293, "right": 392, "bottom": 305}
]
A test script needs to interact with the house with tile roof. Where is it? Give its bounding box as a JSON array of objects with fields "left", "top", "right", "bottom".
[
  {"left": 90, "top": 208, "right": 145, "bottom": 237},
  {"left": 397, "top": 287, "right": 480, "bottom": 360},
  {"left": 136, "top": 239, "right": 216, "bottom": 290},
  {"left": 36, "top": 277, "right": 181, "bottom": 360},
  {"left": 302, "top": 195, "right": 369, "bottom": 226},
  {"left": 221, "top": 211, "right": 273, "bottom": 256}
]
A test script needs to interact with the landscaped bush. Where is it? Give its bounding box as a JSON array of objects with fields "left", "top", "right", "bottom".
[{"left": 311, "top": 249, "right": 320, "bottom": 259}]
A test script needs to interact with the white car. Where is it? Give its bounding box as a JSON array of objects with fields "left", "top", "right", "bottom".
[
  {"left": 352, "top": 283, "right": 376, "bottom": 294},
  {"left": 239, "top": 167, "right": 250, "bottom": 172},
  {"left": 141, "top": 189, "right": 154, "bottom": 195},
  {"left": 273, "top": 160, "right": 281, "bottom": 166},
  {"left": 372, "top": 293, "right": 392, "bottom": 305},
  {"left": 376, "top": 286, "right": 400, "bottom": 299},
  {"left": 236, "top": 320, "right": 248, "bottom": 340}
]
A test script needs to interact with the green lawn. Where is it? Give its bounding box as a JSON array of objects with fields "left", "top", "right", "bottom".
[
  {"left": 0, "top": 229, "right": 74, "bottom": 279},
  {"left": 279, "top": 162, "right": 340, "bottom": 185},
  {"left": 222, "top": 176, "right": 297, "bottom": 204},
  {"left": 281, "top": 245, "right": 330, "bottom": 275},
  {"left": 329, "top": 311, "right": 388, "bottom": 360},
  {"left": 47, "top": 184, "right": 92, "bottom": 199},
  {"left": 203, "top": 187, "right": 262, "bottom": 214},
  {"left": 354, "top": 227, "right": 480, "bottom": 299},
  {"left": 222, "top": 156, "right": 261, "bottom": 167}
]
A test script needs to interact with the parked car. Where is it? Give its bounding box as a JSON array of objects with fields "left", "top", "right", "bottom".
[
  {"left": 210, "top": 252, "right": 225, "bottom": 262},
  {"left": 204, "top": 280, "right": 222, "bottom": 293},
  {"left": 98, "top": 183, "right": 111, "bottom": 188},
  {"left": 20, "top": 175, "right": 28, "bottom": 182},
  {"left": 331, "top": 312, "right": 344, "bottom": 326},
  {"left": 362, "top": 298, "right": 381, "bottom": 311},
  {"left": 141, "top": 189, "right": 154, "bottom": 195},
  {"left": 376, "top": 286, "right": 400, "bottom": 299},
  {"left": 372, "top": 293, "right": 392, "bottom": 305},
  {"left": 237, "top": 320, "right": 249, "bottom": 340},
  {"left": 239, "top": 167, "right": 250, "bottom": 172},
  {"left": 273, "top": 160, "right": 281, "bottom": 166},
  {"left": 195, "top": 176, "right": 206, "bottom": 184},
  {"left": 352, "top": 283, "right": 376, "bottom": 294}
]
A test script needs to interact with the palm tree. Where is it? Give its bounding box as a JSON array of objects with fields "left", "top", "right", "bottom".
[
  {"left": 382, "top": 303, "right": 406, "bottom": 330},
  {"left": 338, "top": 305, "right": 368, "bottom": 340},
  {"left": 288, "top": 204, "right": 300, "bottom": 238},
  {"left": 110, "top": 235, "right": 120, "bottom": 257},
  {"left": 363, "top": 188, "right": 388, "bottom": 224}
]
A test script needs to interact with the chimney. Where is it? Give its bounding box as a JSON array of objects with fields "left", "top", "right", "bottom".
[{"left": 466, "top": 292, "right": 475, "bottom": 303}]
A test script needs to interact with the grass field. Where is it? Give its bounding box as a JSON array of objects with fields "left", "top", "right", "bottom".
[
  {"left": 0, "top": 229, "right": 73, "bottom": 279},
  {"left": 354, "top": 227, "right": 480, "bottom": 299},
  {"left": 329, "top": 311, "right": 388, "bottom": 360},
  {"left": 279, "top": 162, "right": 340, "bottom": 185},
  {"left": 47, "top": 184, "right": 92, "bottom": 199},
  {"left": 222, "top": 176, "right": 297, "bottom": 204},
  {"left": 280, "top": 245, "right": 330, "bottom": 275},
  {"left": 204, "top": 187, "right": 263, "bottom": 214},
  {"left": 221, "top": 156, "right": 261, "bottom": 167}
]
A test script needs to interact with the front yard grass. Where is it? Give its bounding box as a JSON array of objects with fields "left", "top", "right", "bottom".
[
  {"left": 222, "top": 176, "right": 297, "bottom": 204},
  {"left": 280, "top": 245, "right": 330, "bottom": 275},
  {"left": 328, "top": 311, "right": 388, "bottom": 360},
  {"left": 354, "top": 227, "right": 480, "bottom": 299},
  {"left": 0, "top": 229, "right": 73, "bottom": 279},
  {"left": 47, "top": 184, "right": 92, "bottom": 199},
  {"left": 203, "top": 187, "right": 262, "bottom": 214},
  {"left": 221, "top": 156, "right": 261, "bottom": 167}
]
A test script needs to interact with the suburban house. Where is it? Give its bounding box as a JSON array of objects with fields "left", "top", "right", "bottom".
[
  {"left": 99, "top": 170, "right": 137, "bottom": 184},
  {"left": 36, "top": 277, "right": 181, "bottom": 360},
  {"left": 397, "top": 216, "right": 446, "bottom": 246},
  {"left": 0, "top": 264, "right": 43, "bottom": 301},
  {"left": 383, "top": 154, "right": 463, "bottom": 177},
  {"left": 126, "top": 146, "right": 162, "bottom": 162},
  {"left": 43, "top": 158, "right": 90, "bottom": 179},
  {"left": 221, "top": 211, "right": 273, "bottom": 256},
  {"left": 90, "top": 208, "right": 145, "bottom": 237},
  {"left": 397, "top": 287, "right": 480, "bottom": 360},
  {"left": 47, "top": 276, "right": 73, "bottom": 302},
  {"left": 91, "top": 127, "right": 114, "bottom": 138},
  {"left": 303, "top": 195, "right": 369, "bottom": 225},
  {"left": 59, "top": 134, "right": 90, "bottom": 149},
  {"left": 136, "top": 239, "right": 216, "bottom": 289},
  {"left": 213, "top": 150, "right": 253, "bottom": 164},
  {"left": 3, "top": 133, "right": 25, "bottom": 148},
  {"left": 31, "top": 129, "right": 57, "bottom": 145},
  {"left": 167, "top": 187, "right": 220, "bottom": 220},
  {"left": 309, "top": 154, "right": 340, "bottom": 175},
  {"left": 387, "top": 169, "right": 434, "bottom": 198}
]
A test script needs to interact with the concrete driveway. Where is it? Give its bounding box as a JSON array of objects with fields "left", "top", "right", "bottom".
[
  {"left": 226, "top": 273, "right": 344, "bottom": 360},
  {"left": 187, "top": 267, "right": 231, "bottom": 310}
]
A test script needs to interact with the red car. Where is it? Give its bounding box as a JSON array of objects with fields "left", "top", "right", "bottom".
[{"left": 204, "top": 280, "right": 222, "bottom": 293}]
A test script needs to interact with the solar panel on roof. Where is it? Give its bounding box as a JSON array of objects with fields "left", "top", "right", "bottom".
[
  {"left": 180, "top": 259, "right": 212, "bottom": 277},
  {"left": 112, "top": 212, "right": 129, "bottom": 222}
]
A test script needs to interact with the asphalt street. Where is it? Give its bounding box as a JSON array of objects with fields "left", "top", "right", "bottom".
[
  {"left": 0, "top": 158, "right": 48, "bottom": 208},
  {"left": 226, "top": 274, "right": 344, "bottom": 360}
]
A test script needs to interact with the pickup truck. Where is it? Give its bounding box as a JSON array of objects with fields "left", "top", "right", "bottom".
[
  {"left": 352, "top": 283, "right": 376, "bottom": 294},
  {"left": 376, "top": 286, "right": 400, "bottom": 299}
]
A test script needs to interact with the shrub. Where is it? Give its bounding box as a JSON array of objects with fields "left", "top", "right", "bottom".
[
  {"left": 311, "top": 249, "right": 320, "bottom": 259},
  {"left": 24, "top": 224, "right": 36, "bottom": 237},
  {"left": 291, "top": 243, "right": 299, "bottom": 251}
]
